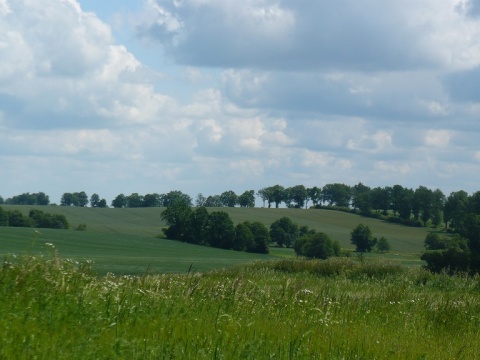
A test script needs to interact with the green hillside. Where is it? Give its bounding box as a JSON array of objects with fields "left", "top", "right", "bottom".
[{"left": 0, "top": 205, "right": 431, "bottom": 273}]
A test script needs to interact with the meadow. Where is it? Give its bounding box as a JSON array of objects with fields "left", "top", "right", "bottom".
[
  {"left": 1, "top": 206, "right": 478, "bottom": 358},
  {"left": 1, "top": 254, "right": 479, "bottom": 359}
]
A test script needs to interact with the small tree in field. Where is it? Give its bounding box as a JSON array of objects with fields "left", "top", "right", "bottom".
[
  {"left": 376, "top": 237, "right": 391, "bottom": 253},
  {"left": 350, "top": 224, "right": 376, "bottom": 252}
]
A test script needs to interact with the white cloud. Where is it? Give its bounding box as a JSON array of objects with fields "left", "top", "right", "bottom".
[
  {"left": 2, "top": 0, "right": 480, "bottom": 203},
  {"left": 425, "top": 130, "right": 453, "bottom": 147},
  {"left": 138, "top": 0, "right": 480, "bottom": 72}
]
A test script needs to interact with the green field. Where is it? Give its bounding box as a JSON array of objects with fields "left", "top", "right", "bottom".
[
  {"left": 1, "top": 255, "right": 479, "bottom": 359},
  {"left": 0, "top": 205, "right": 431, "bottom": 274},
  {"left": 1, "top": 206, "right": 478, "bottom": 358}
]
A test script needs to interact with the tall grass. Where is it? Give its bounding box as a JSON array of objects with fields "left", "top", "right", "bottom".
[{"left": 1, "top": 253, "right": 479, "bottom": 359}]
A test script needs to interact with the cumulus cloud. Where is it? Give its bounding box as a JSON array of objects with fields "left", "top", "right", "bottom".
[
  {"left": 0, "top": 0, "right": 170, "bottom": 129},
  {"left": 2, "top": 0, "right": 480, "bottom": 203},
  {"left": 138, "top": 0, "right": 480, "bottom": 72}
]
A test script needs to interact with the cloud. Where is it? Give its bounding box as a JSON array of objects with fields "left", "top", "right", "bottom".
[
  {"left": 424, "top": 130, "right": 453, "bottom": 147},
  {"left": 0, "top": 0, "right": 169, "bottom": 130},
  {"left": 138, "top": 0, "right": 480, "bottom": 72},
  {"left": 2, "top": 0, "right": 480, "bottom": 204}
]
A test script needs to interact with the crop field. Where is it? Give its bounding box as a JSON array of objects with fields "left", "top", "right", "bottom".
[{"left": 0, "top": 205, "right": 431, "bottom": 274}]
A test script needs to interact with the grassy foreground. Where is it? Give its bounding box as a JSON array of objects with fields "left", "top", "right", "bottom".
[{"left": 1, "top": 254, "right": 479, "bottom": 359}]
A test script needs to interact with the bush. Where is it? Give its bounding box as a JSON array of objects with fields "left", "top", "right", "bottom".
[
  {"left": 376, "top": 237, "right": 391, "bottom": 253},
  {"left": 294, "top": 232, "right": 340, "bottom": 259},
  {"left": 75, "top": 223, "right": 87, "bottom": 231}
]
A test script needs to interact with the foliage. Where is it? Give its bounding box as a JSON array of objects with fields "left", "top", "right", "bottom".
[
  {"left": 243, "top": 221, "right": 270, "bottom": 254},
  {"left": 284, "top": 185, "right": 308, "bottom": 208},
  {"left": 61, "top": 191, "right": 88, "bottom": 207},
  {"left": 269, "top": 216, "right": 299, "bottom": 247},
  {"left": 29, "top": 209, "right": 69, "bottom": 229},
  {"left": 294, "top": 231, "right": 341, "bottom": 259},
  {"left": 238, "top": 190, "right": 255, "bottom": 208},
  {"left": 206, "top": 211, "right": 235, "bottom": 249},
  {"left": 161, "top": 201, "right": 193, "bottom": 241},
  {"left": 350, "top": 224, "right": 377, "bottom": 252},
  {"left": 5, "top": 192, "right": 50, "bottom": 205},
  {"left": 111, "top": 193, "right": 127, "bottom": 208},
  {"left": 75, "top": 223, "right": 87, "bottom": 231},
  {"left": 376, "top": 236, "right": 391, "bottom": 253},
  {"left": 0, "top": 207, "right": 69, "bottom": 229}
]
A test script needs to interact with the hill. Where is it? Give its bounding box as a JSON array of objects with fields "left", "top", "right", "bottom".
[{"left": 0, "top": 205, "right": 431, "bottom": 273}]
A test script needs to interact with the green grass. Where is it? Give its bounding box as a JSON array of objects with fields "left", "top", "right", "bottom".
[
  {"left": 0, "top": 227, "right": 271, "bottom": 275},
  {"left": 0, "top": 205, "right": 431, "bottom": 274},
  {"left": 1, "top": 255, "right": 479, "bottom": 359}
]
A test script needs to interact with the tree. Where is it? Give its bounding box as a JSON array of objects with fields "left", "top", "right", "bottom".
[
  {"left": 90, "top": 194, "right": 100, "bottom": 207},
  {"left": 421, "top": 232, "right": 470, "bottom": 273},
  {"left": 0, "top": 206, "right": 9, "bottom": 226},
  {"left": 431, "top": 189, "right": 446, "bottom": 227},
  {"left": 185, "top": 207, "right": 210, "bottom": 245},
  {"left": 413, "top": 186, "right": 433, "bottom": 224},
  {"left": 294, "top": 232, "right": 340, "bottom": 259},
  {"left": 126, "top": 193, "right": 144, "bottom": 208},
  {"left": 350, "top": 224, "right": 376, "bottom": 252},
  {"left": 444, "top": 191, "right": 469, "bottom": 231},
  {"left": 161, "top": 201, "right": 193, "bottom": 241},
  {"left": 8, "top": 210, "right": 32, "bottom": 227},
  {"left": 76, "top": 191, "right": 89, "bottom": 207},
  {"left": 161, "top": 190, "right": 192, "bottom": 207},
  {"left": 288, "top": 185, "right": 308, "bottom": 208},
  {"left": 257, "top": 188, "right": 269, "bottom": 208},
  {"left": 322, "top": 183, "right": 351, "bottom": 207},
  {"left": 371, "top": 187, "right": 390, "bottom": 215},
  {"left": 351, "top": 183, "right": 372, "bottom": 215},
  {"left": 60, "top": 193, "right": 77, "bottom": 206},
  {"left": 244, "top": 221, "right": 270, "bottom": 254},
  {"left": 376, "top": 237, "right": 391, "bottom": 253},
  {"left": 220, "top": 190, "right": 238, "bottom": 207},
  {"left": 397, "top": 187, "right": 414, "bottom": 221},
  {"left": 308, "top": 186, "right": 322, "bottom": 207},
  {"left": 35, "top": 192, "right": 50, "bottom": 205},
  {"left": 195, "top": 193, "right": 206, "bottom": 207},
  {"left": 234, "top": 223, "right": 254, "bottom": 251},
  {"left": 111, "top": 194, "right": 127, "bottom": 208},
  {"left": 0, "top": 196, "right": 3, "bottom": 204},
  {"left": 270, "top": 217, "right": 299, "bottom": 247},
  {"left": 97, "top": 199, "right": 108, "bottom": 208},
  {"left": 204, "top": 195, "right": 222, "bottom": 207},
  {"left": 143, "top": 193, "right": 161, "bottom": 207},
  {"left": 269, "top": 185, "right": 285, "bottom": 208},
  {"left": 468, "top": 191, "right": 480, "bottom": 215},
  {"left": 238, "top": 190, "right": 255, "bottom": 208},
  {"left": 206, "top": 211, "right": 235, "bottom": 249}
]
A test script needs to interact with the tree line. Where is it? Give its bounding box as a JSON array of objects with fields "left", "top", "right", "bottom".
[
  {"left": 0, "top": 207, "right": 69, "bottom": 229},
  {"left": 3, "top": 183, "right": 480, "bottom": 231}
]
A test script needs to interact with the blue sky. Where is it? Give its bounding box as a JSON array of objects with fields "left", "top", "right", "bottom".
[{"left": 1, "top": 0, "right": 480, "bottom": 204}]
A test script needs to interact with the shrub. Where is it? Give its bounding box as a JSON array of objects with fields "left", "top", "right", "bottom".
[{"left": 376, "top": 237, "right": 391, "bottom": 253}]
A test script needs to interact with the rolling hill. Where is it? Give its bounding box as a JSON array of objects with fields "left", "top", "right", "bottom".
[{"left": 0, "top": 205, "right": 431, "bottom": 274}]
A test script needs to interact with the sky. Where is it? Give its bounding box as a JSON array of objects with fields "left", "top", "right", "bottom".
[{"left": 1, "top": 0, "right": 480, "bottom": 205}]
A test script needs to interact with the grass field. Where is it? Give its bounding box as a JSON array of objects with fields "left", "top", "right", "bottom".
[
  {"left": 0, "top": 205, "right": 431, "bottom": 274},
  {"left": 1, "top": 255, "right": 479, "bottom": 359}
]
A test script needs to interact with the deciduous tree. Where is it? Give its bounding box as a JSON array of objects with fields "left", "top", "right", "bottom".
[{"left": 350, "top": 224, "right": 376, "bottom": 252}]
